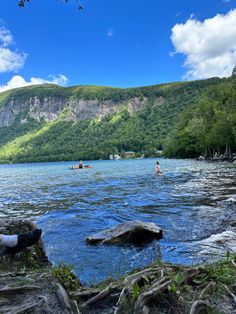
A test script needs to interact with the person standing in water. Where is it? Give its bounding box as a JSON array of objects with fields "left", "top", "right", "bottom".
[{"left": 155, "top": 161, "right": 162, "bottom": 174}]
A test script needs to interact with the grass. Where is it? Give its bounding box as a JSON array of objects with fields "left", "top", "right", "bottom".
[{"left": 51, "top": 264, "right": 82, "bottom": 291}]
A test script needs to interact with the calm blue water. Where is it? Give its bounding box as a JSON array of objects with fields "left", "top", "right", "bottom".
[{"left": 0, "top": 158, "right": 235, "bottom": 284}]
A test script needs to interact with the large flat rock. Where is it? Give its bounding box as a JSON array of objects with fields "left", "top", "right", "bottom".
[{"left": 86, "top": 220, "right": 163, "bottom": 245}]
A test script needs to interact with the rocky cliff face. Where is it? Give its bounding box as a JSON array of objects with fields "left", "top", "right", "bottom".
[
  {"left": 0, "top": 96, "right": 67, "bottom": 127},
  {"left": 0, "top": 95, "right": 153, "bottom": 127}
]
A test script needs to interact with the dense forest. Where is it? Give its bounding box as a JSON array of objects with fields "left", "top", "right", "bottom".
[
  {"left": 0, "top": 76, "right": 235, "bottom": 163},
  {"left": 165, "top": 78, "right": 236, "bottom": 158}
]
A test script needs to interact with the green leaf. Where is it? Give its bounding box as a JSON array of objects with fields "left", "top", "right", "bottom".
[
  {"left": 174, "top": 272, "right": 185, "bottom": 286},
  {"left": 132, "top": 283, "right": 140, "bottom": 302}
]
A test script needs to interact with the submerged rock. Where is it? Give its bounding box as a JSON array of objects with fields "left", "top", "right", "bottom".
[{"left": 86, "top": 220, "right": 163, "bottom": 245}]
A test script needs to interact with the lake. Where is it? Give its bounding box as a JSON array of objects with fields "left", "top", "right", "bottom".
[{"left": 0, "top": 158, "right": 235, "bottom": 284}]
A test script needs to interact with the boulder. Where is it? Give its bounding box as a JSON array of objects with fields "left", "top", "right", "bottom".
[{"left": 86, "top": 220, "right": 163, "bottom": 245}]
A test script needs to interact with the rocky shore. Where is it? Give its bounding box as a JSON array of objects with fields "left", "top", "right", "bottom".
[
  {"left": 0, "top": 219, "right": 236, "bottom": 314},
  {"left": 198, "top": 155, "right": 236, "bottom": 163}
]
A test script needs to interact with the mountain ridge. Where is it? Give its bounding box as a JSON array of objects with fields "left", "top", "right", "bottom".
[{"left": 0, "top": 76, "right": 234, "bottom": 163}]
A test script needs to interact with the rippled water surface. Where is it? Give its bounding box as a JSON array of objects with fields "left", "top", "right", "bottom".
[{"left": 0, "top": 158, "right": 235, "bottom": 284}]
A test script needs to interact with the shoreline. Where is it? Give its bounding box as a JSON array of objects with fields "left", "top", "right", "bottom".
[{"left": 0, "top": 154, "right": 235, "bottom": 166}]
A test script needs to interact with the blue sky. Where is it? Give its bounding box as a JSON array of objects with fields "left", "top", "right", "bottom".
[{"left": 0, "top": 0, "right": 236, "bottom": 90}]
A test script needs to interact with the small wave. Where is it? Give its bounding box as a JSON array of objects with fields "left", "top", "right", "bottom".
[{"left": 197, "top": 229, "right": 236, "bottom": 257}]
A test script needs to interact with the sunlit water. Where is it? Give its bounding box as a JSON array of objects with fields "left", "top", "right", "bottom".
[{"left": 0, "top": 158, "right": 235, "bottom": 284}]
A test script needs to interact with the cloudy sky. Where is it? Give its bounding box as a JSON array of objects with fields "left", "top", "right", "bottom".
[{"left": 0, "top": 0, "right": 236, "bottom": 91}]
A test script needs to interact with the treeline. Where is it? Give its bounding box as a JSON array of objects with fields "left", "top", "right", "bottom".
[
  {"left": 0, "top": 77, "right": 222, "bottom": 105},
  {"left": 165, "top": 78, "right": 236, "bottom": 158}
]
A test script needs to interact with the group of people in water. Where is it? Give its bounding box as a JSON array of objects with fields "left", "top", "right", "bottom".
[
  {"left": 77, "top": 160, "right": 162, "bottom": 173},
  {"left": 75, "top": 160, "right": 163, "bottom": 173}
]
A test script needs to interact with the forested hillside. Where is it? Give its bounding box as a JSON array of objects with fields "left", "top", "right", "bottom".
[
  {"left": 0, "top": 76, "right": 235, "bottom": 163},
  {"left": 165, "top": 78, "right": 236, "bottom": 158}
]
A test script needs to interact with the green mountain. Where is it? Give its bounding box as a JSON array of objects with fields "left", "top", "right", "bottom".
[{"left": 0, "top": 77, "right": 235, "bottom": 163}]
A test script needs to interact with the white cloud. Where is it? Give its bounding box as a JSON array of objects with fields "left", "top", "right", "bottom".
[
  {"left": 0, "top": 74, "right": 69, "bottom": 93},
  {"left": 0, "top": 22, "right": 68, "bottom": 92},
  {"left": 0, "top": 23, "right": 27, "bottom": 73},
  {"left": 107, "top": 28, "right": 114, "bottom": 37},
  {"left": 0, "top": 23, "right": 13, "bottom": 47},
  {"left": 0, "top": 48, "right": 27, "bottom": 73},
  {"left": 48, "top": 74, "right": 68, "bottom": 86},
  {"left": 171, "top": 9, "right": 236, "bottom": 80}
]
